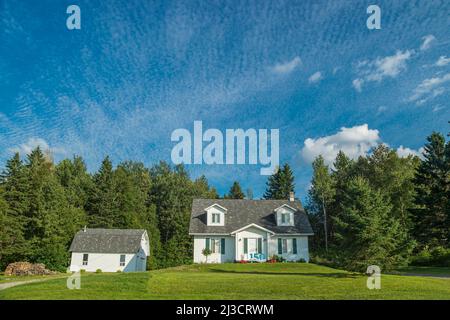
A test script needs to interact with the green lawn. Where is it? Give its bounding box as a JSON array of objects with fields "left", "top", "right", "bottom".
[
  {"left": 393, "top": 266, "right": 450, "bottom": 276},
  {"left": 1, "top": 263, "right": 449, "bottom": 300},
  {"left": 0, "top": 274, "right": 63, "bottom": 284}
]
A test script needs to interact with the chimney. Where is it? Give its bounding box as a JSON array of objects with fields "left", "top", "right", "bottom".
[{"left": 289, "top": 192, "right": 295, "bottom": 202}]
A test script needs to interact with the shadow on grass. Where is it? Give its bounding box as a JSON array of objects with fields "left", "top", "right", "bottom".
[{"left": 207, "top": 268, "right": 360, "bottom": 278}]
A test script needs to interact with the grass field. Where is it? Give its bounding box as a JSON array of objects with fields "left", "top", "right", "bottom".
[
  {"left": 0, "top": 263, "right": 449, "bottom": 300},
  {"left": 393, "top": 266, "right": 450, "bottom": 276}
]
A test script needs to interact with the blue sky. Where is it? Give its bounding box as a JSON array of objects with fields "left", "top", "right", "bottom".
[{"left": 0, "top": 0, "right": 449, "bottom": 199}]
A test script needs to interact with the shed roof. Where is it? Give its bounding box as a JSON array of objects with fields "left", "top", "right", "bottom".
[{"left": 69, "top": 228, "right": 146, "bottom": 254}]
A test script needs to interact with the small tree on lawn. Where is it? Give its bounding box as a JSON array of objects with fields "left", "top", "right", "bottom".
[{"left": 202, "top": 248, "right": 212, "bottom": 263}]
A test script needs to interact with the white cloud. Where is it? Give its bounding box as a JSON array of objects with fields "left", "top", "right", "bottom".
[
  {"left": 396, "top": 145, "right": 424, "bottom": 159},
  {"left": 300, "top": 125, "right": 426, "bottom": 165},
  {"left": 436, "top": 55, "right": 450, "bottom": 67},
  {"left": 308, "top": 71, "right": 323, "bottom": 83},
  {"left": 9, "top": 137, "right": 66, "bottom": 157},
  {"left": 270, "top": 56, "right": 302, "bottom": 74},
  {"left": 352, "top": 79, "right": 363, "bottom": 92},
  {"left": 432, "top": 105, "right": 444, "bottom": 112},
  {"left": 420, "top": 35, "right": 436, "bottom": 51},
  {"left": 300, "top": 124, "right": 380, "bottom": 165},
  {"left": 376, "top": 106, "right": 387, "bottom": 115},
  {"left": 353, "top": 50, "right": 412, "bottom": 91},
  {"left": 409, "top": 72, "right": 450, "bottom": 104}
]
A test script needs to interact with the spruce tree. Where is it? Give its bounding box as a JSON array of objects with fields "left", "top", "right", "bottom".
[
  {"left": 227, "top": 181, "right": 245, "bottom": 199},
  {"left": 263, "top": 164, "right": 295, "bottom": 199},
  {"left": 334, "top": 176, "right": 413, "bottom": 272},
  {"left": 413, "top": 132, "right": 449, "bottom": 247},
  {"left": 87, "top": 156, "right": 118, "bottom": 228}
]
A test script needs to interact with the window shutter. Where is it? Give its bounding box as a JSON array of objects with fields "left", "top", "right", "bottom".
[
  {"left": 278, "top": 238, "right": 282, "bottom": 254},
  {"left": 244, "top": 238, "right": 248, "bottom": 254},
  {"left": 221, "top": 238, "right": 225, "bottom": 254},
  {"left": 257, "top": 238, "right": 262, "bottom": 254},
  {"left": 293, "top": 238, "right": 297, "bottom": 254},
  {"left": 205, "top": 238, "right": 210, "bottom": 250}
]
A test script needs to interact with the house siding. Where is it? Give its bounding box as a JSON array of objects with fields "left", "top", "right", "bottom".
[
  {"left": 268, "top": 236, "right": 309, "bottom": 262},
  {"left": 70, "top": 252, "right": 145, "bottom": 272},
  {"left": 193, "top": 232, "right": 310, "bottom": 263},
  {"left": 193, "top": 235, "right": 235, "bottom": 263}
]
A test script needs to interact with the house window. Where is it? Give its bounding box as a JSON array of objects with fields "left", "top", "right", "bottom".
[
  {"left": 209, "top": 239, "right": 221, "bottom": 253},
  {"left": 212, "top": 213, "right": 220, "bottom": 224},
  {"left": 281, "top": 213, "right": 290, "bottom": 224},
  {"left": 282, "top": 239, "right": 288, "bottom": 253},
  {"left": 82, "top": 254, "right": 89, "bottom": 266},
  {"left": 120, "top": 254, "right": 126, "bottom": 266},
  {"left": 278, "top": 239, "right": 288, "bottom": 254}
]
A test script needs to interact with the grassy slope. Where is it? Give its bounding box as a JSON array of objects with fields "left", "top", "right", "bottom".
[
  {"left": 393, "top": 266, "right": 450, "bottom": 276},
  {"left": 0, "top": 274, "right": 63, "bottom": 284},
  {"left": 0, "top": 263, "right": 449, "bottom": 300}
]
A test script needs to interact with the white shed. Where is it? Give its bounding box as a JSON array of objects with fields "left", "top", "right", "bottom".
[{"left": 69, "top": 228, "right": 149, "bottom": 272}]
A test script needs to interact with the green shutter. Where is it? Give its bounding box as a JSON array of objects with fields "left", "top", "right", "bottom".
[
  {"left": 221, "top": 238, "right": 225, "bottom": 254},
  {"left": 205, "top": 238, "right": 210, "bottom": 250},
  {"left": 278, "top": 238, "right": 282, "bottom": 254},
  {"left": 257, "top": 238, "right": 262, "bottom": 254},
  {"left": 244, "top": 238, "right": 248, "bottom": 254},
  {"left": 293, "top": 238, "right": 297, "bottom": 254}
]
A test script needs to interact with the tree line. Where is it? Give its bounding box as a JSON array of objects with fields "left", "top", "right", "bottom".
[
  {"left": 307, "top": 131, "right": 449, "bottom": 271},
  {"left": 0, "top": 130, "right": 447, "bottom": 272},
  {"left": 0, "top": 145, "right": 296, "bottom": 272}
]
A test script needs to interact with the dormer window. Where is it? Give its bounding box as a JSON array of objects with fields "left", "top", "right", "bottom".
[
  {"left": 212, "top": 213, "right": 221, "bottom": 224},
  {"left": 275, "top": 204, "right": 295, "bottom": 226},
  {"left": 205, "top": 204, "right": 227, "bottom": 226}
]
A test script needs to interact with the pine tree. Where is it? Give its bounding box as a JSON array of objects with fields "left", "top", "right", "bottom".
[
  {"left": 334, "top": 176, "right": 413, "bottom": 272},
  {"left": 0, "top": 187, "right": 27, "bottom": 269},
  {"left": 227, "top": 181, "right": 245, "bottom": 199},
  {"left": 263, "top": 164, "right": 295, "bottom": 199},
  {"left": 55, "top": 156, "right": 93, "bottom": 209},
  {"left": 413, "top": 132, "right": 449, "bottom": 247},
  {"left": 87, "top": 156, "right": 118, "bottom": 228}
]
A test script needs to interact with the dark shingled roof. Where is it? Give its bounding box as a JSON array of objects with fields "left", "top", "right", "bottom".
[
  {"left": 189, "top": 199, "right": 313, "bottom": 235},
  {"left": 69, "top": 228, "right": 146, "bottom": 253}
]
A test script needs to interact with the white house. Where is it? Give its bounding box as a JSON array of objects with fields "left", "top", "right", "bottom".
[
  {"left": 189, "top": 193, "right": 314, "bottom": 263},
  {"left": 69, "top": 228, "right": 149, "bottom": 272}
]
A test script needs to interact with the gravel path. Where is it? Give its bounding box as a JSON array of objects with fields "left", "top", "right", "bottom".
[{"left": 0, "top": 276, "right": 66, "bottom": 291}]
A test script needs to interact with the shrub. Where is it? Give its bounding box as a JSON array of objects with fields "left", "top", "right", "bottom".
[
  {"left": 411, "top": 246, "right": 450, "bottom": 267},
  {"left": 80, "top": 269, "right": 86, "bottom": 274},
  {"left": 116, "top": 270, "right": 122, "bottom": 273},
  {"left": 95, "top": 269, "right": 102, "bottom": 273},
  {"left": 297, "top": 258, "right": 306, "bottom": 263}
]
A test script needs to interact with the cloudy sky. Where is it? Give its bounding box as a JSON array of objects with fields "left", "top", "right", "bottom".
[{"left": 0, "top": 0, "right": 449, "bottom": 198}]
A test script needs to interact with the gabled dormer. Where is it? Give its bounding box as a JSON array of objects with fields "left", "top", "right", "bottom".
[
  {"left": 205, "top": 204, "right": 227, "bottom": 226},
  {"left": 274, "top": 204, "right": 296, "bottom": 226}
]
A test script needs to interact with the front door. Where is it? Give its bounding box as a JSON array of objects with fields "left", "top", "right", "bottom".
[{"left": 247, "top": 238, "right": 257, "bottom": 256}]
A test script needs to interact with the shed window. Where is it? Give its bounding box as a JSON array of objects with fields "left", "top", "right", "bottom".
[
  {"left": 120, "top": 254, "right": 126, "bottom": 266},
  {"left": 82, "top": 254, "right": 89, "bottom": 266}
]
